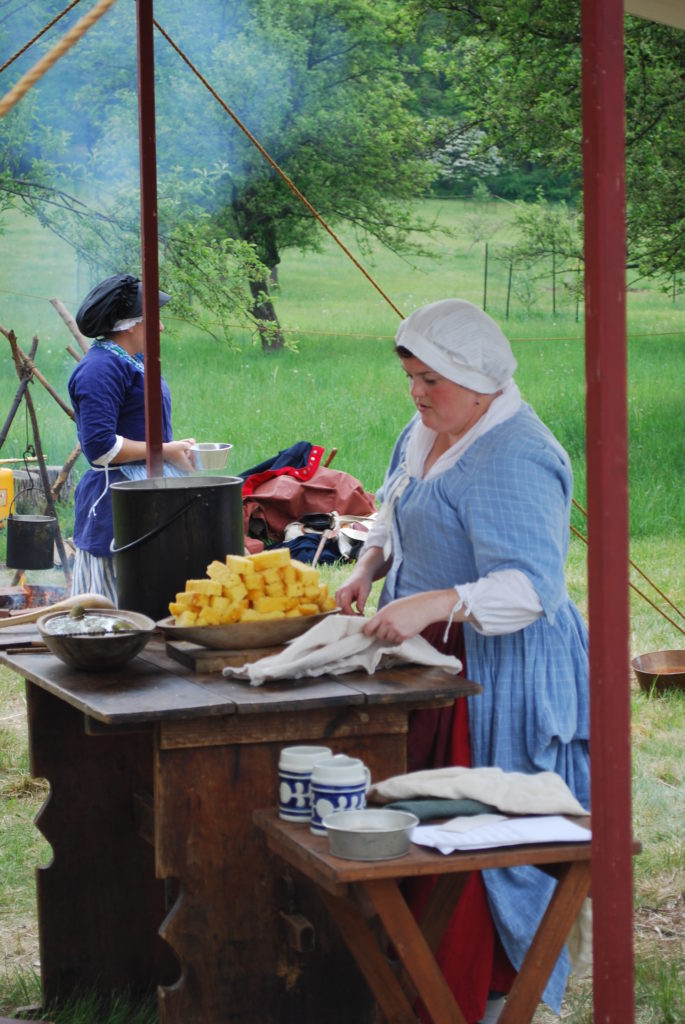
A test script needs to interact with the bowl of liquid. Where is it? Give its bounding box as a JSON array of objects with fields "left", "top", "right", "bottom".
[
  {"left": 631, "top": 650, "right": 685, "bottom": 696},
  {"left": 37, "top": 608, "right": 156, "bottom": 671}
]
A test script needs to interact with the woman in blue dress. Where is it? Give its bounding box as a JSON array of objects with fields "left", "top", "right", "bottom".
[
  {"left": 336, "top": 298, "right": 590, "bottom": 1024},
  {"left": 68, "top": 273, "right": 196, "bottom": 603}
]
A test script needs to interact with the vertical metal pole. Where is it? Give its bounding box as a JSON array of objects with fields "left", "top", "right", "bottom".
[
  {"left": 581, "top": 2, "right": 634, "bottom": 1022},
  {"left": 136, "top": 0, "right": 164, "bottom": 477}
]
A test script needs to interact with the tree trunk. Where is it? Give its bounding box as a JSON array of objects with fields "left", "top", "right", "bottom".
[{"left": 250, "top": 278, "right": 285, "bottom": 352}]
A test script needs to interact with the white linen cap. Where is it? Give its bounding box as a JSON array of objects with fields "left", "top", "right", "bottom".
[{"left": 395, "top": 298, "right": 517, "bottom": 393}]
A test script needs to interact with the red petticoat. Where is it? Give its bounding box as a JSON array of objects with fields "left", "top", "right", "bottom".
[{"left": 404, "top": 622, "right": 516, "bottom": 1024}]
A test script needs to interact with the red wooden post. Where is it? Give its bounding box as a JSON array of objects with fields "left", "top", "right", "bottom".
[
  {"left": 136, "top": 0, "right": 164, "bottom": 477},
  {"left": 581, "top": 2, "right": 634, "bottom": 1021}
]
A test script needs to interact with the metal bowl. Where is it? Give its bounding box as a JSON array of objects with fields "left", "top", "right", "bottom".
[
  {"left": 37, "top": 609, "right": 156, "bottom": 671},
  {"left": 632, "top": 650, "right": 685, "bottom": 696},
  {"left": 322, "top": 808, "right": 419, "bottom": 861},
  {"left": 190, "top": 443, "right": 233, "bottom": 470}
]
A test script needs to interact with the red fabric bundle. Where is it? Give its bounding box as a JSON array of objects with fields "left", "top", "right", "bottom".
[{"left": 243, "top": 466, "right": 377, "bottom": 543}]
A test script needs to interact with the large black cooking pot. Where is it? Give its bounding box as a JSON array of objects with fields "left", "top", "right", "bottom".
[{"left": 110, "top": 475, "right": 244, "bottom": 621}]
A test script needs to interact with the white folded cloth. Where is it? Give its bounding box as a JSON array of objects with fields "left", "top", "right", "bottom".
[
  {"left": 368, "top": 765, "right": 589, "bottom": 816},
  {"left": 369, "top": 765, "right": 592, "bottom": 977},
  {"left": 221, "top": 614, "right": 463, "bottom": 686}
]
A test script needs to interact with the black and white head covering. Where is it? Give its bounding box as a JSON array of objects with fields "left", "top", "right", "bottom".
[
  {"left": 75, "top": 273, "right": 170, "bottom": 338},
  {"left": 395, "top": 298, "right": 517, "bottom": 393}
]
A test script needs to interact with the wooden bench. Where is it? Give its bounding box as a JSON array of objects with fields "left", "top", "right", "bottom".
[{"left": 254, "top": 808, "right": 633, "bottom": 1024}]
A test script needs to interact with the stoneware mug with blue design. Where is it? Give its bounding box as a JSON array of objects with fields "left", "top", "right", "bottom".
[
  {"left": 278, "top": 745, "right": 332, "bottom": 822},
  {"left": 309, "top": 754, "right": 372, "bottom": 835}
]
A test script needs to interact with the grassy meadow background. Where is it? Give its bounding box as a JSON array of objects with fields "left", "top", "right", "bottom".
[{"left": 0, "top": 197, "right": 684, "bottom": 1021}]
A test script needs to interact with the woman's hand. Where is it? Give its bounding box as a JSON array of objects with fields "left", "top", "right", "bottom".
[
  {"left": 336, "top": 570, "right": 373, "bottom": 616},
  {"left": 163, "top": 438, "right": 197, "bottom": 470},
  {"left": 335, "top": 546, "right": 388, "bottom": 615},
  {"left": 363, "top": 589, "right": 460, "bottom": 645}
]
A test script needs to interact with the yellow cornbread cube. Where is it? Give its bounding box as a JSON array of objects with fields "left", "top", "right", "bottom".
[
  {"left": 281, "top": 565, "right": 296, "bottom": 584},
  {"left": 197, "top": 605, "right": 222, "bottom": 625},
  {"left": 290, "top": 559, "right": 320, "bottom": 585},
  {"left": 238, "top": 608, "right": 261, "bottom": 621},
  {"left": 253, "top": 595, "right": 289, "bottom": 614},
  {"left": 185, "top": 579, "right": 222, "bottom": 596},
  {"left": 261, "top": 567, "right": 282, "bottom": 584},
  {"left": 225, "top": 554, "right": 253, "bottom": 575},
  {"left": 223, "top": 580, "right": 248, "bottom": 603},
  {"left": 298, "top": 603, "right": 320, "bottom": 616},
  {"left": 242, "top": 573, "right": 264, "bottom": 592},
  {"left": 284, "top": 581, "right": 304, "bottom": 598},
  {"left": 207, "top": 561, "right": 240, "bottom": 588},
  {"left": 175, "top": 610, "right": 198, "bottom": 626},
  {"left": 210, "top": 595, "right": 234, "bottom": 616},
  {"left": 265, "top": 582, "right": 285, "bottom": 597},
  {"left": 174, "top": 591, "right": 196, "bottom": 608},
  {"left": 239, "top": 607, "right": 285, "bottom": 621},
  {"left": 249, "top": 548, "right": 291, "bottom": 572}
]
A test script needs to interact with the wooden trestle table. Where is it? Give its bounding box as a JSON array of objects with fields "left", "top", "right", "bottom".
[
  {"left": 0, "top": 628, "right": 479, "bottom": 1024},
  {"left": 254, "top": 808, "right": 603, "bottom": 1024}
]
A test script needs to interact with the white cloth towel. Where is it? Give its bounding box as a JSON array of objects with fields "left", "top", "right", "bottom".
[
  {"left": 369, "top": 765, "right": 592, "bottom": 978},
  {"left": 368, "top": 765, "right": 589, "bottom": 816},
  {"left": 221, "top": 614, "right": 462, "bottom": 686}
]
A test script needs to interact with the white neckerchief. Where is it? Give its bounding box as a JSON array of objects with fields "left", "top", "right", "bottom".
[
  {"left": 405, "top": 379, "right": 521, "bottom": 481},
  {"left": 373, "top": 381, "right": 522, "bottom": 558}
]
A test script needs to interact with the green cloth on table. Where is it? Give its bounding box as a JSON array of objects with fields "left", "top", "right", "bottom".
[{"left": 384, "top": 798, "right": 496, "bottom": 821}]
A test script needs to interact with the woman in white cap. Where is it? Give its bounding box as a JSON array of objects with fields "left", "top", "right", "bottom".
[
  {"left": 336, "top": 298, "right": 590, "bottom": 1024},
  {"left": 68, "top": 273, "right": 196, "bottom": 602}
]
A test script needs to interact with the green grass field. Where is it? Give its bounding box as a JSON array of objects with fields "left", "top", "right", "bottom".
[{"left": 1, "top": 199, "right": 684, "bottom": 1021}]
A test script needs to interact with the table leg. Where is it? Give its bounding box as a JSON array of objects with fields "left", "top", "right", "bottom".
[
  {"left": 26, "top": 683, "right": 173, "bottom": 1005},
  {"left": 154, "top": 737, "right": 380, "bottom": 1024},
  {"left": 317, "top": 888, "right": 418, "bottom": 1024},
  {"left": 499, "top": 861, "right": 592, "bottom": 1024},
  {"left": 366, "top": 878, "right": 468, "bottom": 1024}
]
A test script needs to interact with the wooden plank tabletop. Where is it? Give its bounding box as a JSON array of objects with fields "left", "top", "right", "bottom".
[
  {"left": 253, "top": 808, "right": 594, "bottom": 895},
  {"left": 0, "top": 636, "right": 480, "bottom": 726}
]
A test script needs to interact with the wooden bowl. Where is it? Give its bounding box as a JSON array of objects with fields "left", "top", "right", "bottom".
[
  {"left": 156, "top": 609, "right": 337, "bottom": 650},
  {"left": 631, "top": 650, "right": 685, "bottom": 696},
  {"left": 37, "top": 609, "right": 156, "bottom": 671}
]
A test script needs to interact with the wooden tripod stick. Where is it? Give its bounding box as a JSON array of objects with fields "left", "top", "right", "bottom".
[{"left": 6, "top": 330, "right": 72, "bottom": 587}]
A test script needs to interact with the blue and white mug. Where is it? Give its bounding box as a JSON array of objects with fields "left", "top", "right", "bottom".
[
  {"left": 309, "top": 754, "right": 371, "bottom": 836},
  {"left": 278, "top": 745, "right": 332, "bottom": 822}
]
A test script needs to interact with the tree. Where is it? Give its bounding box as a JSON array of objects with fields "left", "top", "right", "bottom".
[
  {"left": 1, "top": 0, "right": 441, "bottom": 349},
  {"left": 412, "top": 0, "right": 685, "bottom": 287}
]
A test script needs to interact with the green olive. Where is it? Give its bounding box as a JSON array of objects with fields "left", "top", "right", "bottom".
[
  {"left": 112, "top": 618, "right": 135, "bottom": 633},
  {"left": 69, "top": 604, "right": 86, "bottom": 619}
]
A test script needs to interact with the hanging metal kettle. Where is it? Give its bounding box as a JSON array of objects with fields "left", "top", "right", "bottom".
[{"left": 5, "top": 503, "right": 57, "bottom": 570}]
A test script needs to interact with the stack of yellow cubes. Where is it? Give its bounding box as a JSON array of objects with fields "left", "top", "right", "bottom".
[{"left": 169, "top": 548, "right": 338, "bottom": 627}]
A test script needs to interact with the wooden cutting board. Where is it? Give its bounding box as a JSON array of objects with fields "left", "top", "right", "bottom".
[{"left": 165, "top": 640, "right": 285, "bottom": 673}]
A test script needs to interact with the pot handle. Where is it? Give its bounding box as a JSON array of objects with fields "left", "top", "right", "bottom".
[{"left": 109, "top": 492, "right": 203, "bottom": 555}]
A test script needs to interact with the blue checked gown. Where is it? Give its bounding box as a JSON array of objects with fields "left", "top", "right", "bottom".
[{"left": 377, "top": 405, "right": 591, "bottom": 1012}]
